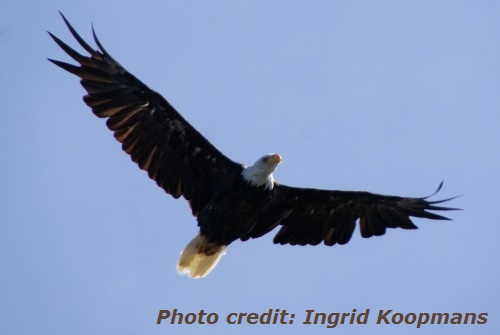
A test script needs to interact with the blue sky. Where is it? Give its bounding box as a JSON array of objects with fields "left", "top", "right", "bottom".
[{"left": 1, "top": 1, "right": 499, "bottom": 334}]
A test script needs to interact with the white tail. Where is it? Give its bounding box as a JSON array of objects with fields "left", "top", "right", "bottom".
[{"left": 176, "top": 234, "right": 227, "bottom": 279}]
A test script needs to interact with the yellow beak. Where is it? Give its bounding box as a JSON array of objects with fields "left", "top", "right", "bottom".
[{"left": 272, "top": 154, "right": 282, "bottom": 163}]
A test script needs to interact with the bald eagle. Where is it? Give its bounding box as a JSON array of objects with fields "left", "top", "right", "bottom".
[{"left": 49, "top": 13, "right": 457, "bottom": 278}]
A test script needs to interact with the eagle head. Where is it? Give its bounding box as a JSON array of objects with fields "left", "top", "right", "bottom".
[{"left": 242, "top": 153, "right": 282, "bottom": 190}]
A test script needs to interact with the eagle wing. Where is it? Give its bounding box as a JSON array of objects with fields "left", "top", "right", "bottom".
[
  {"left": 245, "top": 182, "right": 457, "bottom": 246},
  {"left": 49, "top": 13, "right": 242, "bottom": 216}
]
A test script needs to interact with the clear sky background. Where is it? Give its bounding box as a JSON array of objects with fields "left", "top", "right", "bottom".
[{"left": 1, "top": 1, "right": 499, "bottom": 334}]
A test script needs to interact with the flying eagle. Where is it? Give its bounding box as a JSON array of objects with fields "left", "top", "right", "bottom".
[{"left": 49, "top": 13, "right": 457, "bottom": 278}]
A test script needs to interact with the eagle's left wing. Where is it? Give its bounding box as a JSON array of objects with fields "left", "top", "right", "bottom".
[{"left": 244, "top": 182, "right": 457, "bottom": 246}]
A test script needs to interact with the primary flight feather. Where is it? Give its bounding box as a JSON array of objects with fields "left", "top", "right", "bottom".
[{"left": 49, "top": 13, "right": 458, "bottom": 278}]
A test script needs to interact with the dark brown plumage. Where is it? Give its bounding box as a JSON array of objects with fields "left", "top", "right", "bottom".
[{"left": 49, "top": 12, "right": 458, "bottom": 278}]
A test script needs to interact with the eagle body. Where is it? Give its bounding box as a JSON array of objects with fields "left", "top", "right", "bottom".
[
  {"left": 49, "top": 13, "right": 458, "bottom": 279},
  {"left": 198, "top": 181, "right": 274, "bottom": 246},
  {"left": 176, "top": 178, "right": 275, "bottom": 278},
  {"left": 177, "top": 154, "right": 281, "bottom": 278}
]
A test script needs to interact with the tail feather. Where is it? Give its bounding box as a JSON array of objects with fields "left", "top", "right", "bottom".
[{"left": 176, "top": 234, "right": 226, "bottom": 279}]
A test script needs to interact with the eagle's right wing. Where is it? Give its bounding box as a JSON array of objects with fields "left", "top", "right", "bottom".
[{"left": 49, "top": 13, "right": 242, "bottom": 216}]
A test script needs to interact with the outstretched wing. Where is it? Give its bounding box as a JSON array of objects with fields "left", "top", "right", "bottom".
[
  {"left": 245, "top": 182, "right": 457, "bottom": 246},
  {"left": 48, "top": 13, "right": 242, "bottom": 216}
]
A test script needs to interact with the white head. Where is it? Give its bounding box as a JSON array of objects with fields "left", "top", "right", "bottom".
[{"left": 242, "top": 153, "right": 282, "bottom": 190}]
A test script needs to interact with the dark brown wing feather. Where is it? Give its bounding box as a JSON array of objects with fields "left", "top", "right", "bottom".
[
  {"left": 48, "top": 12, "right": 242, "bottom": 216},
  {"left": 245, "top": 182, "right": 457, "bottom": 246}
]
